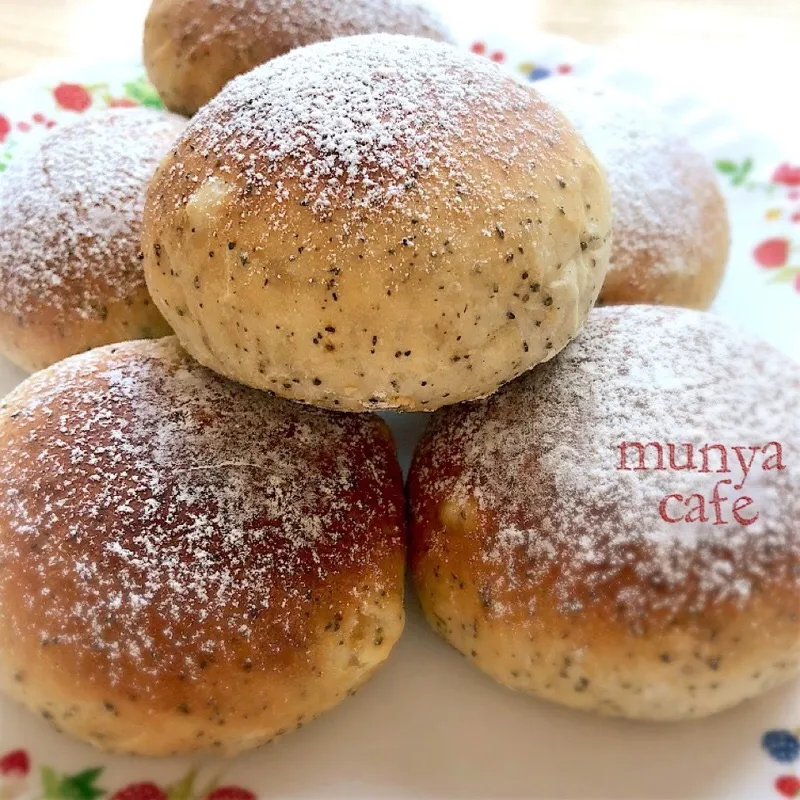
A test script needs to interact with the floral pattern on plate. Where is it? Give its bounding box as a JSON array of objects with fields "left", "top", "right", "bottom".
[
  {"left": 762, "top": 728, "right": 800, "bottom": 797},
  {"left": 0, "top": 74, "right": 162, "bottom": 172},
  {"left": 0, "top": 748, "right": 255, "bottom": 800},
  {"left": 714, "top": 159, "right": 800, "bottom": 292}
]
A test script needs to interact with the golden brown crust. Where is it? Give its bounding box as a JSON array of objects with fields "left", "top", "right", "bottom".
[
  {"left": 411, "top": 527, "right": 799, "bottom": 719},
  {"left": 0, "top": 288, "right": 170, "bottom": 373},
  {"left": 408, "top": 306, "right": 800, "bottom": 719},
  {"left": 143, "top": 35, "right": 612, "bottom": 411},
  {"left": 1, "top": 554, "right": 404, "bottom": 754},
  {"left": 536, "top": 79, "right": 730, "bottom": 310},
  {"left": 143, "top": 0, "right": 454, "bottom": 115},
  {"left": 598, "top": 157, "right": 729, "bottom": 309},
  {"left": 0, "top": 338, "right": 406, "bottom": 754},
  {"left": 0, "top": 109, "right": 184, "bottom": 372}
]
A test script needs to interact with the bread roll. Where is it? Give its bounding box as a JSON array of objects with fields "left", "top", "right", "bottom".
[
  {"left": 144, "top": 0, "right": 454, "bottom": 115},
  {"left": 537, "top": 79, "right": 729, "bottom": 308},
  {"left": 0, "top": 109, "right": 184, "bottom": 372},
  {"left": 409, "top": 306, "right": 799, "bottom": 720},
  {"left": 143, "top": 35, "right": 612, "bottom": 412},
  {"left": 0, "top": 337, "right": 405, "bottom": 755}
]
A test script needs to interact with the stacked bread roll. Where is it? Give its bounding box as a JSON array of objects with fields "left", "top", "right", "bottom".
[
  {"left": 0, "top": 108, "right": 183, "bottom": 372},
  {"left": 142, "top": 34, "right": 611, "bottom": 411},
  {"left": 144, "top": 0, "right": 455, "bottom": 114},
  {"left": 409, "top": 306, "right": 799, "bottom": 720},
  {"left": 0, "top": 0, "right": 796, "bottom": 761}
]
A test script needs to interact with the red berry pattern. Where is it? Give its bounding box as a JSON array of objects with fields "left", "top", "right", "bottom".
[
  {"left": 754, "top": 238, "right": 790, "bottom": 268},
  {"left": 206, "top": 788, "right": 258, "bottom": 800},
  {"left": 0, "top": 114, "right": 9, "bottom": 143},
  {"left": 53, "top": 82, "right": 92, "bottom": 112},
  {"left": 709, "top": 154, "right": 800, "bottom": 291},
  {"left": 109, "top": 782, "right": 168, "bottom": 800},
  {"left": 776, "top": 775, "right": 800, "bottom": 798},
  {"left": 0, "top": 748, "right": 264, "bottom": 800},
  {"left": 0, "top": 749, "right": 29, "bottom": 777},
  {"left": 773, "top": 163, "right": 800, "bottom": 187},
  {"left": 0, "top": 716, "right": 795, "bottom": 797}
]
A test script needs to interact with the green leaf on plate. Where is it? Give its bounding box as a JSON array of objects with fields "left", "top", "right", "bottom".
[
  {"left": 714, "top": 160, "right": 738, "bottom": 175},
  {"left": 167, "top": 768, "right": 199, "bottom": 800},
  {"left": 768, "top": 267, "right": 800, "bottom": 284},
  {"left": 41, "top": 766, "right": 60, "bottom": 798},
  {"left": 67, "top": 768, "right": 105, "bottom": 800},
  {"left": 123, "top": 78, "right": 164, "bottom": 109},
  {"left": 39, "top": 765, "right": 106, "bottom": 800},
  {"left": 731, "top": 157, "right": 755, "bottom": 185}
]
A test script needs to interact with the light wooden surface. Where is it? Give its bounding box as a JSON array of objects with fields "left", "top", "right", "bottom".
[{"left": 0, "top": 0, "right": 798, "bottom": 82}]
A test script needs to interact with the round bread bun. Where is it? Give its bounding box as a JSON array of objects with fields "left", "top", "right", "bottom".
[
  {"left": 0, "top": 337, "right": 405, "bottom": 756},
  {"left": 143, "top": 0, "right": 455, "bottom": 115},
  {"left": 536, "top": 78, "right": 729, "bottom": 309},
  {"left": 143, "top": 35, "right": 612, "bottom": 412},
  {"left": 409, "top": 306, "right": 799, "bottom": 721},
  {"left": 0, "top": 108, "right": 185, "bottom": 373}
]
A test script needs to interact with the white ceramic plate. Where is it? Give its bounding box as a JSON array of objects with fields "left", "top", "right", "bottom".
[{"left": 0, "top": 32, "right": 798, "bottom": 800}]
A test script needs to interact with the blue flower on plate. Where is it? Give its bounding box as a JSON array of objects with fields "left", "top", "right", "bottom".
[
  {"left": 762, "top": 729, "right": 800, "bottom": 763},
  {"left": 527, "top": 67, "right": 552, "bottom": 82}
]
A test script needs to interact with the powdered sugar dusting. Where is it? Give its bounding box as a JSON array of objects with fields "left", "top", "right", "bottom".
[
  {"left": 170, "top": 34, "right": 563, "bottom": 231},
  {"left": 0, "top": 108, "right": 184, "bottom": 319},
  {"left": 414, "top": 307, "right": 799, "bottom": 622},
  {"left": 191, "top": 0, "right": 451, "bottom": 47},
  {"left": 0, "top": 339, "right": 402, "bottom": 683},
  {"left": 536, "top": 78, "right": 724, "bottom": 280}
]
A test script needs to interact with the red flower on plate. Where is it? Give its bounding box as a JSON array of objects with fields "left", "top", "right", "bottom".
[
  {"left": 754, "top": 238, "right": 790, "bottom": 268},
  {"left": 54, "top": 83, "right": 92, "bottom": 112},
  {"left": 0, "top": 114, "right": 10, "bottom": 143},
  {"left": 773, "top": 164, "right": 800, "bottom": 187}
]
